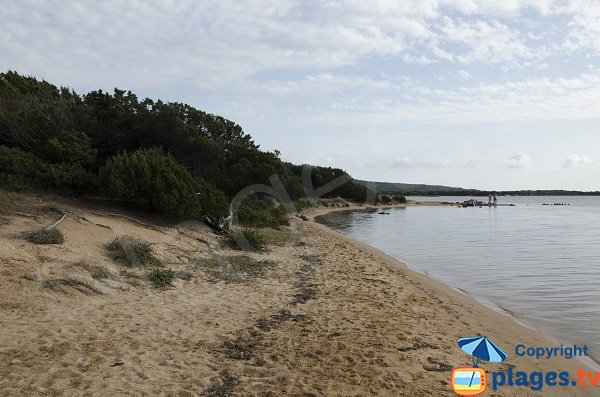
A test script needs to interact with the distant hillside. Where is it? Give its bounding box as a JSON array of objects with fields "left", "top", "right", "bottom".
[
  {"left": 354, "top": 180, "right": 484, "bottom": 196},
  {"left": 355, "top": 180, "right": 600, "bottom": 196}
]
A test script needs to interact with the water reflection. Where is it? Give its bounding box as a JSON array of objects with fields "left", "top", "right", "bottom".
[{"left": 318, "top": 199, "right": 600, "bottom": 360}]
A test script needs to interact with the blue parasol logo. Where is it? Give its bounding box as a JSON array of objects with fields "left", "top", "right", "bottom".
[
  {"left": 454, "top": 336, "right": 507, "bottom": 392},
  {"left": 458, "top": 336, "right": 507, "bottom": 367}
]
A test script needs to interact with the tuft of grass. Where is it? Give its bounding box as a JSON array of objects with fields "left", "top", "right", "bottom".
[
  {"left": 148, "top": 268, "right": 175, "bottom": 289},
  {"left": 106, "top": 236, "right": 161, "bottom": 267},
  {"left": 25, "top": 228, "right": 64, "bottom": 244},
  {"left": 226, "top": 228, "right": 267, "bottom": 251},
  {"left": 193, "top": 255, "right": 274, "bottom": 283}
]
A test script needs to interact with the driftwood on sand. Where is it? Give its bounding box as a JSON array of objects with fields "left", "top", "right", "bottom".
[
  {"left": 202, "top": 214, "right": 232, "bottom": 233},
  {"left": 86, "top": 211, "right": 166, "bottom": 234},
  {"left": 77, "top": 216, "right": 112, "bottom": 230},
  {"left": 44, "top": 208, "right": 66, "bottom": 230}
]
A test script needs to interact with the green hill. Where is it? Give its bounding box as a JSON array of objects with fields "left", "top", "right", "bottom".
[
  {"left": 354, "top": 180, "right": 600, "bottom": 196},
  {"left": 354, "top": 180, "right": 483, "bottom": 195},
  {"left": 0, "top": 71, "right": 369, "bottom": 224}
]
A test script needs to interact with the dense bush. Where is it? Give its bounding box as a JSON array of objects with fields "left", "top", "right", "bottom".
[
  {"left": 237, "top": 196, "right": 289, "bottom": 228},
  {"left": 100, "top": 148, "right": 226, "bottom": 217},
  {"left": 38, "top": 130, "right": 97, "bottom": 166},
  {"left": 393, "top": 195, "right": 407, "bottom": 204},
  {"left": 24, "top": 228, "right": 64, "bottom": 244},
  {"left": 195, "top": 179, "right": 229, "bottom": 219},
  {"left": 380, "top": 195, "right": 392, "bottom": 204},
  {"left": 376, "top": 194, "right": 407, "bottom": 205},
  {"left": 293, "top": 198, "right": 312, "bottom": 211},
  {"left": 0, "top": 71, "right": 375, "bottom": 218},
  {"left": 0, "top": 145, "right": 97, "bottom": 192}
]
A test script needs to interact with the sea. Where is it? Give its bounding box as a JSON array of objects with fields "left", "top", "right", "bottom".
[{"left": 317, "top": 196, "right": 600, "bottom": 362}]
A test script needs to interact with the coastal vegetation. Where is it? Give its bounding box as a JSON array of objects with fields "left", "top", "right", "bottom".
[
  {"left": 148, "top": 268, "right": 176, "bottom": 289},
  {"left": 377, "top": 194, "right": 407, "bottom": 205},
  {"left": 232, "top": 228, "right": 268, "bottom": 251},
  {"left": 106, "top": 236, "right": 161, "bottom": 267},
  {"left": 24, "top": 227, "right": 65, "bottom": 245},
  {"left": 0, "top": 71, "right": 370, "bottom": 227}
]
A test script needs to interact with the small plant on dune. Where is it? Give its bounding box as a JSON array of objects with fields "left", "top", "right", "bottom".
[
  {"left": 25, "top": 228, "right": 64, "bottom": 244},
  {"left": 227, "top": 228, "right": 267, "bottom": 251},
  {"left": 148, "top": 267, "right": 175, "bottom": 289},
  {"left": 106, "top": 236, "right": 161, "bottom": 267}
]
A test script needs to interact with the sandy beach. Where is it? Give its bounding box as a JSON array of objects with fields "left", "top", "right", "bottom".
[{"left": 0, "top": 193, "right": 596, "bottom": 396}]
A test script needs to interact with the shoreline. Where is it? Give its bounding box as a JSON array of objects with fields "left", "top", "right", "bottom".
[
  {"left": 303, "top": 205, "right": 600, "bottom": 388},
  {"left": 1, "top": 193, "right": 598, "bottom": 396}
]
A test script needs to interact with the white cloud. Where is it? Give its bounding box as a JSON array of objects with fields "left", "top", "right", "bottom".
[
  {"left": 250, "top": 69, "right": 600, "bottom": 127},
  {"left": 1, "top": 0, "right": 599, "bottom": 132},
  {"left": 457, "top": 70, "right": 472, "bottom": 79},
  {"left": 0, "top": 0, "right": 588, "bottom": 94},
  {"left": 438, "top": 18, "right": 535, "bottom": 64},
  {"left": 506, "top": 153, "right": 534, "bottom": 168},
  {"left": 392, "top": 157, "right": 454, "bottom": 169},
  {"left": 557, "top": 0, "right": 600, "bottom": 55},
  {"left": 563, "top": 154, "right": 592, "bottom": 168}
]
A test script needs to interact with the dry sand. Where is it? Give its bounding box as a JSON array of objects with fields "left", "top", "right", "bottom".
[{"left": 0, "top": 192, "right": 597, "bottom": 396}]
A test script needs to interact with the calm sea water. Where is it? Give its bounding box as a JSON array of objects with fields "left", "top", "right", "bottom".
[{"left": 318, "top": 196, "right": 600, "bottom": 360}]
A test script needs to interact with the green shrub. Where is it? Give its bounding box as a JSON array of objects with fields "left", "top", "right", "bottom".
[
  {"left": 195, "top": 179, "right": 229, "bottom": 219},
  {"left": 0, "top": 145, "right": 97, "bottom": 193},
  {"left": 293, "top": 198, "right": 312, "bottom": 211},
  {"left": 237, "top": 196, "right": 289, "bottom": 228},
  {"left": 148, "top": 268, "right": 175, "bottom": 289},
  {"left": 25, "top": 228, "right": 64, "bottom": 244},
  {"left": 106, "top": 236, "right": 160, "bottom": 267},
  {"left": 379, "top": 195, "right": 392, "bottom": 204},
  {"left": 100, "top": 147, "right": 227, "bottom": 217},
  {"left": 392, "top": 195, "right": 407, "bottom": 204},
  {"left": 228, "top": 228, "right": 267, "bottom": 251},
  {"left": 37, "top": 130, "right": 97, "bottom": 166}
]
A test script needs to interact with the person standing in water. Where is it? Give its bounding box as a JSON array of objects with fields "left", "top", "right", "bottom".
[
  {"left": 493, "top": 193, "right": 498, "bottom": 206},
  {"left": 488, "top": 193, "right": 493, "bottom": 207}
]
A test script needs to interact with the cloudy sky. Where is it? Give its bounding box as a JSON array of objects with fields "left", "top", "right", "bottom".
[{"left": 2, "top": 0, "right": 600, "bottom": 190}]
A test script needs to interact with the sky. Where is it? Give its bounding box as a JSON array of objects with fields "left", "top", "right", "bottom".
[{"left": 1, "top": 0, "right": 600, "bottom": 190}]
